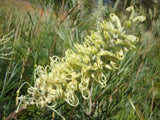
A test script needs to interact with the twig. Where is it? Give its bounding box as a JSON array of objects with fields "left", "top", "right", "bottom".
[
  {"left": 123, "top": 0, "right": 127, "bottom": 10},
  {"left": 86, "top": 83, "right": 93, "bottom": 116},
  {"left": 49, "top": 34, "right": 57, "bottom": 56},
  {"left": 5, "top": 108, "right": 25, "bottom": 120},
  {"left": 19, "top": 47, "right": 30, "bottom": 81}
]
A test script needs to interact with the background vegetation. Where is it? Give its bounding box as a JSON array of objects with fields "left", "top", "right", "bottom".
[{"left": 0, "top": 0, "right": 160, "bottom": 119}]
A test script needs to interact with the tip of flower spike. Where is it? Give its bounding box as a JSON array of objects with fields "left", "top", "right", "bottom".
[
  {"left": 110, "top": 13, "right": 121, "bottom": 29},
  {"left": 133, "top": 16, "right": 146, "bottom": 22},
  {"left": 126, "top": 6, "right": 134, "bottom": 12}
]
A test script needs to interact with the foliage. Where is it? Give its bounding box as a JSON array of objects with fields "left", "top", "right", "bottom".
[{"left": 0, "top": 0, "right": 160, "bottom": 120}]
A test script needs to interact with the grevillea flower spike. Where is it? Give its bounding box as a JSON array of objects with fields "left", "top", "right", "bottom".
[{"left": 16, "top": 6, "right": 145, "bottom": 119}]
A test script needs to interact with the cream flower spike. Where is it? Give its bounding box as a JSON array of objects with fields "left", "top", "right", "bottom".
[{"left": 16, "top": 6, "right": 145, "bottom": 119}]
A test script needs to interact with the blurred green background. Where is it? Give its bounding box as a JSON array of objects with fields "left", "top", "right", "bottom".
[{"left": 0, "top": 0, "right": 160, "bottom": 119}]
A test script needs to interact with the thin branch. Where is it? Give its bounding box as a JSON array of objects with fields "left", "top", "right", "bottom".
[{"left": 5, "top": 108, "right": 25, "bottom": 120}]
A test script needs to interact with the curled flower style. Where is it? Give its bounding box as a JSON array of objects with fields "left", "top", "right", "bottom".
[{"left": 16, "top": 6, "right": 145, "bottom": 119}]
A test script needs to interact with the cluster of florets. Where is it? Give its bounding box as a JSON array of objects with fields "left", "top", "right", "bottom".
[{"left": 16, "top": 6, "right": 145, "bottom": 118}]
